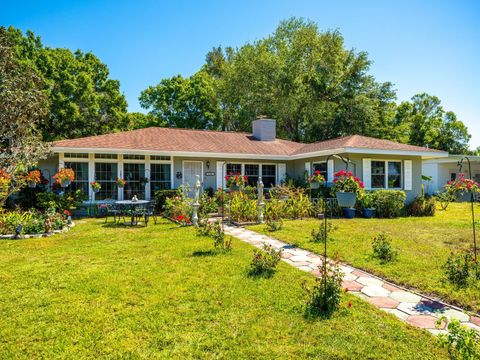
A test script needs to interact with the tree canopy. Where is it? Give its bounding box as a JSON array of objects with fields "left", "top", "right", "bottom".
[
  {"left": 140, "top": 17, "right": 471, "bottom": 153},
  {"left": 5, "top": 27, "right": 128, "bottom": 141},
  {"left": 0, "top": 28, "right": 50, "bottom": 204}
]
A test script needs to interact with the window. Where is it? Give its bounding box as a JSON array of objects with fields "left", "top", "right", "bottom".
[
  {"left": 124, "top": 163, "right": 146, "bottom": 199},
  {"left": 226, "top": 163, "right": 241, "bottom": 176},
  {"left": 312, "top": 162, "right": 327, "bottom": 179},
  {"left": 262, "top": 164, "right": 276, "bottom": 188},
  {"left": 150, "top": 155, "right": 171, "bottom": 161},
  {"left": 64, "top": 153, "right": 89, "bottom": 159},
  {"left": 371, "top": 161, "right": 386, "bottom": 189},
  {"left": 151, "top": 164, "right": 171, "bottom": 192},
  {"left": 371, "top": 160, "right": 402, "bottom": 189},
  {"left": 95, "top": 153, "right": 117, "bottom": 159},
  {"left": 64, "top": 162, "right": 89, "bottom": 195},
  {"left": 244, "top": 164, "right": 259, "bottom": 187},
  {"left": 451, "top": 173, "right": 457, "bottom": 181},
  {"left": 95, "top": 163, "right": 118, "bottom": 200},
  {"left": 123, "top": 154, "right": 145, "bottom": 160}
]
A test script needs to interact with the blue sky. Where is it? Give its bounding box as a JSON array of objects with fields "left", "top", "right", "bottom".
[{"left": 2, "top": 0, "right": 479, "bottom": 148}]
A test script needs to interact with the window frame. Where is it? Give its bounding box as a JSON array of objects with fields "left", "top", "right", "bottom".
[
  {"left": 224, "top": 162, "right": 277, "bottom": 188},
  {"left": 370, "top": 159, "right": 403, "bottom": 190}
]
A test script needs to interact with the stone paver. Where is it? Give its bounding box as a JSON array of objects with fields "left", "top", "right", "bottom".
[{"left": 222, "top": 223, "right": 480, "bottom": 335}]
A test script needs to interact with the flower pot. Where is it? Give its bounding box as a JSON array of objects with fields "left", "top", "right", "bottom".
[
  {"left": 28, "top": 181, "right": 37, "bottom": 189},
  {"left": 61, "top": 179, "right": 71, "bottom": 187},
  {"left": 92, "top": 188, "right": 100, "bottom": 193},
  {"left": 336, "top": 192, "right": 357, "bottom": 208},
  {"left": 343, "top": 207, "right": 356, "bottom": 219},
  {"left": 363, "top": 208, "right": 375, "bottom": 218},
  {"left": 310, "top": 182, "right": 320, "bottom": 189}
]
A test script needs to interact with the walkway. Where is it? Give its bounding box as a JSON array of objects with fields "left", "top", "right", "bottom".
[{"left": 223, "top": 224, "right": 480, "bottom": 335}]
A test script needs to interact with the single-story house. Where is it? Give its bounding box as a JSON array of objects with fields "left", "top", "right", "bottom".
[
  {"left": 39, "top": 119, "right": 448, "bottom": 202},
  {"left": 422, "top": 155, "right": 480, "bottom": 195}
]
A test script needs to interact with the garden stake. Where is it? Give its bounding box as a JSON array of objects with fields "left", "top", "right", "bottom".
[{"left": 457, "top": 156, "right": 478, "bottom": 272}]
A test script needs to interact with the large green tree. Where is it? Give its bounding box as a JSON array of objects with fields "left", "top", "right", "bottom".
[
  {"left": 394, "top": 93, "right": 471, "bottom": 154},
  {"left": 5, "top": 27, "right": 128, "bottom": 141},
  {"left": 139, "top": 71, "right": 220, "bottom": 129},
  {"left": 0, "top": 28, "right": 50, "bottom": 204}
]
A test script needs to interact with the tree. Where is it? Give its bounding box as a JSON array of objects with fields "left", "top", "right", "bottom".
[
  {"left": 139, "top": 71, "right": 221, "bottom": 129},
  {"left": 5, "top": 27, "right": 128, "bottom": 141},
  {"left": 0, "top": 27, "right": 50, "bottom": 205},
  {"left": 204, "top": 18, "right": 398, "bottom": 142},
  {"left": 394, "top": 93, "right": 471, "bottom": 154}
]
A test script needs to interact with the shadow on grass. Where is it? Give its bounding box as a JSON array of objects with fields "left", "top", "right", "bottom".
[
  {"left": 246, "top": 269, "right": 276, "bottom": 279},
  {"left": 191, "top": 249, "right": 218, "bottom": 257}
]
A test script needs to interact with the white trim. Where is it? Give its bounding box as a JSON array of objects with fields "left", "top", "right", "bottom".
[
  {"left": 343, "top": 147, "right": 448, "bottom": 159},
  {"left": 220, "top": 162, "right": 278, "bottom": 188},
  {"left": 145, "top": 156, "right": 151, "bottom": 200},
  {"left": 277, "top": 163, "right": 287, "bottom": 184},
  {"left": 327, "top": 160, "right": 334, "bottom": 182},
  {"left": 404, "top": 160, "right": 413, "bottom": 191},
  {"left": 362, "top": 158, "right": 372, "bottom": 190},
  {"left": 117, "top": 155, "right": 124, "bottom": 201},
  {"left": 88, "top": 153, "right": 95, "bottom": 201},
  {"left": 305, "top": 162, "right": 311, "bottom": 176}
]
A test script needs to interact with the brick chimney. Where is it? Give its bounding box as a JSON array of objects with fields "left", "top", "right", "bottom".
[{"left": 252, "top": 118, "right": 276, "bottom": 141}]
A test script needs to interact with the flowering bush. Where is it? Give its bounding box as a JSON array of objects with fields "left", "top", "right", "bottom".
[
  {"left": 0, "top": 170, "right": 11, "bottom": 200},
  {"left": 53, "top": 168, "right": 75, "bottom": 184},
  {"left": 0, "top": 209, "right": 67, "bottom": 235},
  {"left": 307, "top": 170, "right": 325, "bottom": 185},
  {"left": 445, "top": 173, "right": 480, "bottom": 196},
  {"left": 90, "top": 181, "right": 101, "bottom": 191},
  {"left": 116, "top": 178, "right": 127, "bottom": 187},
  {"left": 249, "top": 243, "right": 283, "bottom": 276},
  {"left": 331, "top": 170, "right": 364, "bottom": 195},
  {"left": 225, "top": 172, "right": 247, "bottom": 188},
  {"left": 163, "top": 190, "right": 192, "bottom": 225}
]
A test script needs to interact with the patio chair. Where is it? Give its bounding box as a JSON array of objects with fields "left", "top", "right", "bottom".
[
  {"left": 133, "top": 204, "right": 148, "bottom": 225},
  {"left": 104, "top": 202, "right": 123, "bottom": 224},
  {"left": 143, "top": 201, "right": 158, "bottom": 225}
]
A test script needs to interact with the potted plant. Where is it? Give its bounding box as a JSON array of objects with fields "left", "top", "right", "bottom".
[
  {"left": 53, "top": 168, "right": 75, "bottom": 187},
  {"left": 116, "top": 178, "right": 127, "bottom": 188},
  {"left": 90, "top": 181, "right": 102, "bottom": 193},
  {"left": 307, "top": 171, "right": 325, "bottom": 189},
  {"left": 331, "top": 170, "right": 364, "bottom": 210},
  {"left": 360, "top": 192, "right": 376, "bottom": 218},
  {"left": 26, "top": 170, "right": 41, "bottom": 188},
  {"left": 225, "top": 172, "right": 247, "bottom": 191}
]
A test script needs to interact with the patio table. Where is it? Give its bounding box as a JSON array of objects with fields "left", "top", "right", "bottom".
[{"left": 115, "top": 200, "right": 150, "bottom": 226}]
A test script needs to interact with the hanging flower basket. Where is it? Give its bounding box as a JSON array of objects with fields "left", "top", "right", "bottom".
[
  {"left": 26, "top": 170, "right": 41, "bottom": 188},
  {"left": 225, "top": 173, "right": 247, "bottom": 190},
  {"left": 116, "top": 178, "right": 127, "bottom": 188},
  {"left": 307, "top": 171, "right": 325, "bottom": 189},
  {"left": 336, "top": 192, "right": 357, "bottom": 208},
  {"left": 28, "top": 181, "right": 37, "bottom": 189},
  {"left": 90, "top": 181, "right": 101, "bottom": 193},
  {"left": 53, "top": 168, "right": 75, "bottom": 188}
]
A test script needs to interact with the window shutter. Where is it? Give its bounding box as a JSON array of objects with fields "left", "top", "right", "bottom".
[
  {"left": 327, "top": 159, "right": 334, "bottom": 183},
  {"left": 404, "top": 160, "right": 413, "bottom": 191},
  {"left": 362, "top": 158, "right": 372, "bottom": 190},
  {"left": 277, "top": 163, "right": 287, "bottom": 184},
  {"left": 216, "top": 161, "right": 224, "bottom": 190},
  {"left": 305, "top": 162, "right": 311, "bottom": 176}
]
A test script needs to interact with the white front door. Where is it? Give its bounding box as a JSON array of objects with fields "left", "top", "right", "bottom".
[{"left": 183, "top": 161, "right": 203, "bottom": 196}]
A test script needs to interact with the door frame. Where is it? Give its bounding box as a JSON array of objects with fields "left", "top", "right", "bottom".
[{"left": 182, "top": 160, "right": 204, "bottom": 185}]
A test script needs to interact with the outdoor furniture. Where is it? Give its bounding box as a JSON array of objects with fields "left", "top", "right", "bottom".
[
  {"left": 104, "top": 202, "right": 123, "bottom": 224},
  {"left": 143, "top": 201, "right": 158, "bottom": 225},
  {"left": 115, "top": 200, "right": 150, "bottom": 225}
]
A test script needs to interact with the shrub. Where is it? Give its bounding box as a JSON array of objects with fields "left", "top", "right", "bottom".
[
  {"left": 406, "top": 196, "right": 436, "bottom": 217},
  {"left": 436, "top": 191, "right": 456, "bottom": 211},
  {"left": 304, "top": 260, "right": 344, "bottom": 318},
  {"left": 436, "top": 316, "right": 480, "bottom": 360},
  {"left": 443, "top": 250, "right": 474, "bottom": 287},
  {"left": 0, "top": 209, "right": 67, "bottom": 235},
  {"left": 163, "top": 190, "right": 192, "bottom": 224},
  {"left": 36, "top": 190, "right": 86, "bottom": 212},
  {"left": 229, "top": 191, "right": 257, "bottom": 223},
  {"left": 311, "top": 222, "right": 337, "bottom": 243},
  {"left": 198, "top": 192, "right": 218, "bottom": 219},
  {"left": 373, "top": 190, "right": 406, "bottom": 218},
  {"left": 211, "top": 221, "right": 232, "bottom": 251},
  {"left": 372, "top": 233, "right": 398, "bottom": 262},
  {"left": 359, "top": 192, "right": 376, "bottom": 209},
  {"left": 249, "top": 243, "right": 283, "bottom": 276},
  {"left": 264, "top": 199, "right": 286, "bottom": 221},
  {"left": 154, "top": 189, "right": 178, "bottom": 212},
  {"left": 265, "top": 218, "right": 283, "bottom": 232}
]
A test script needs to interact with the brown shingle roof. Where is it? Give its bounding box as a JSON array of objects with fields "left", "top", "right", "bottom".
[
  {"left": 53, "top": 127, "right": 303, "bottom": 156},
  {"left": 293, "top": 135, "right": 445, "bottom": 155},
  {"left": 53, "top": 128, "right": 444, "bottom": 157}
]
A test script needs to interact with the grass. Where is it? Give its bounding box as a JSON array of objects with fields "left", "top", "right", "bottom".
[
  {"left": 0, "top": 218, "right": 446, "bottom": 359},
  {"left": 249, "top": 202, "right": 480, "bottom": 313}
]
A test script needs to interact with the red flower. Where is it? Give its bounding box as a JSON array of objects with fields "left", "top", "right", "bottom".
[
  {"left": 344, "top": 288, "right": 349, "bottom": 293},
  {"left": 348, "top": 301, "right": 352, "bottom": 308},
  {"left": 63, "top": 209, "right": 72, "bottom": 216}
]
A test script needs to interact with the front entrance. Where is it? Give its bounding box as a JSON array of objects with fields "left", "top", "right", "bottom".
[{"left": 183, "top": 161, "right": 203, "bottom": 196}]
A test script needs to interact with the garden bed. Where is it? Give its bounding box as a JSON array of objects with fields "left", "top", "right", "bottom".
[{"left": 0, "top": 222, "right": 75, "bottom": 240}]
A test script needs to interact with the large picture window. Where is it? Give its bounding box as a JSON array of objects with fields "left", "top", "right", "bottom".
[
  {"left": 371, "top": 160, "right": 402, "bottom": 189},
  {"left": 151, "top": 164, "right": 171, "bottom": 192},
  {"left": 124, "top": 163, "right": 145, "bottom": 200},
  {"left": 312, "top": 162, "right": 327, "bottom": 180},
  {"left": 244, "top": 164, "right": 259, "bottom": 187},
  {"left": 95, "top": 163, "right": 118, "bottom": 200},
  {"left": 64, "top": 162, "right": 89, "bottom": 195},
  {"left": 226, "top": 163, "right": 241, "bottom": 176},
  {"left": 262, "top": 164, "right": 276, "bottom": 188}
]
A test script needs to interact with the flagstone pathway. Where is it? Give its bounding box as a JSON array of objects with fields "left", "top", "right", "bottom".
[{"left": 223, "top": 223, "right": 480, "bottom": 335}]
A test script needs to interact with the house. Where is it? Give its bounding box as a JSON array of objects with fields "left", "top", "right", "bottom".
[
  {"left": 39, "top": 119, "right": 448, "bottom": 202},
  {"left": 422, "top": 155, "right": 480, "bottom": 195}
]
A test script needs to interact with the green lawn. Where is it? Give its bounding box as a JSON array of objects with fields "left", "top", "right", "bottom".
[
  {"left": 249, "top": 202, "right": 480, "bottom": 313},
  {"left": 0, "top": 219, "right": 446, "bottom": 359}
]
